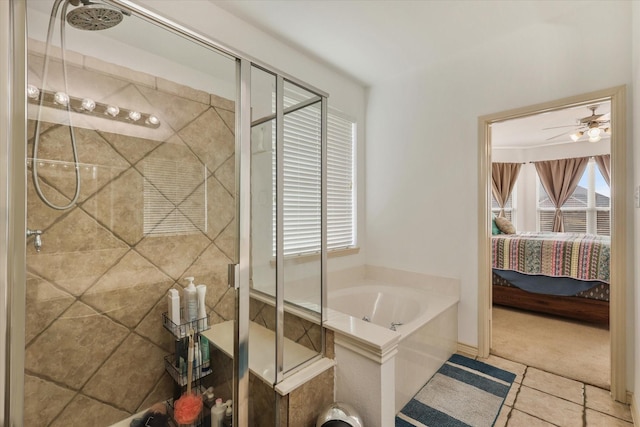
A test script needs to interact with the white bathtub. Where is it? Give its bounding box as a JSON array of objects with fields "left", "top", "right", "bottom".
[{"left": 326, "top": 280, "right": 458, "bottom": 427}]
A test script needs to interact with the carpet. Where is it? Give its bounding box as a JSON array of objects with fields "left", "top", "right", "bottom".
[
  {"left": 396, "top": 354, "right": 516, "bottom": 427},
  {"left": 491, "top": 306, "right": 609, "bottom": 389}
]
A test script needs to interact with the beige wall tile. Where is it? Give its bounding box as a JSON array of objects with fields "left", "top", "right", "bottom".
[
  {"left": 136, "top": 233, "right": 211, "bottom": 281},
  {"left": 25, "top": 273, "right": 74, "bottom": 344},
  {"left": 288, "top": 368, "right": 334, "bottom": 427},
  {"left": 135, "top": 293, "right": 178, "bottom": 353},
  {"left": 204, "top": 178, "right": 235, "bottom": 241},
  {"left": 27, "top": 174, "right": 69, "bottom": 231},
  {"left": 213, "top": 155, "right": 235, "bottom": 194},
  {"left": 214, "top": 218, "right": 237, "bottom": 261},
  {"left": 24, "top": 375, "right": 76, "bottom": 427},
  {"left": 324, "top": 329, "right": 335, "bottom": 359},
  {"left": 210, "top": 93, "right": 235, "bottom": 112},
  {"left": 178, "top": 107, "right": 234, "bottom": 173},
  {"left": 183, "top": 244, "right": 233, "bottom": 310},
  {"left": 25, "top": 302, "right": 129, "bottom": 390},
  {"left": 81, "top": 250, "right": 174, "bottom": 328},
  {"left": 82, "top": 168, "right": 145, "bottom": 246},
  {"left": 27, "top": 208, "right": 129, "bottom": 296},
  {"left": 137, "top": 85, "right": 208, "bottom": 132},
  {"left": 98, "top": 130, "right": 162, "bottom": 166},
  {"left": 215, "top": 108, "right": 235, "bottom": 135},
  {"left": 49, "top": 394, "right": 131, "bottom": 427},
  {"left": 157, "top": 77, "right": 210, "bottom": 105},
  {"left": 83, "top": 333, "right": 167, "bottom": 413},
  {"left": 137, "top": 372, "right": 175, "bottom": 413}
]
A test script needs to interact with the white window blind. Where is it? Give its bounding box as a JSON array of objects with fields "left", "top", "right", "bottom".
[
  {"left": 273, "top": 92, "right": 355, "bottom": 256},
  {"left": 537, "top": 158, "right": 610, "bottom": 235},
  {"left": 143, "top": 159, "right": 206, "bottom": 235},
  {"left": 491, "top": 191, "right": 515, "bottom": 223}
]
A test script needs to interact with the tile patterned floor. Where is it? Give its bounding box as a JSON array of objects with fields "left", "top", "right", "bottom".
[{"left": 479, "top": 355, "right": 634, "bottom": 427}]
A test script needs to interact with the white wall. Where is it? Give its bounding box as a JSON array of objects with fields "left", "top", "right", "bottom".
[
  {"left": 632, "top": 0, "right": 640, "bottom": 412},
  {"left": 133, "top": 0, "right": 368, "bottom": 275},
  {"left": 365, "top": 3, "right": 632, "bottom": 351}
]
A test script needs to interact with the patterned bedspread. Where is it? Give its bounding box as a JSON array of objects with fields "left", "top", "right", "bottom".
[{"left": 492, "top": 232, "right": 610, "bottom": 284}]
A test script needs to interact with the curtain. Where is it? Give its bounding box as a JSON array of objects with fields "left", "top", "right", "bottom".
[
  {"left": 534, "top": 157, "right": 589, "bottom": 232},
  {"left": 491, "top": 162, "right": 521, "bottom": 217},
  {"left": 594, "top": 154, "right": 611, "bottom": 186}
]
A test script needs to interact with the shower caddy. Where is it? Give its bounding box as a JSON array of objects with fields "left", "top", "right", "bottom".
[{"left": 162, "top": 311, "right": 212, "bottom": 426}]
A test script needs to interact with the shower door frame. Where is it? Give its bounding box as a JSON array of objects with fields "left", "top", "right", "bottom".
[
  {"left": 2, "top": 1, "right": 329, "bottom": 425},
  {"left": 1, "top": 1, "right": 28, "bottom": 425}
]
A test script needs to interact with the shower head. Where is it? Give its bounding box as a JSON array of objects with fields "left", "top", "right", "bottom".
[{"left": 66, "top": 1, "right": 124, "bottom": 31}]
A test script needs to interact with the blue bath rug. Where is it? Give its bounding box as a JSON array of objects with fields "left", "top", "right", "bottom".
[{"left": 395, "top": 354, "right": 516, "bottom": 427}]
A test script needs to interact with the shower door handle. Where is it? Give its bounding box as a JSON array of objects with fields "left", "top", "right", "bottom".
[{"left": 228, "top": 264, "right": 239, "bottom": 289}]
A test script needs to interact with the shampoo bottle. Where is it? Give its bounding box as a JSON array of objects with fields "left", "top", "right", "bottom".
[
  {"left": 211, "top": 398, "right": 226, "bottom": 427},
  {"left": 194, "top": 341, "right": 201, "bottom": 372},
  {"left": 200, "top": 335, "right": 211, "bottom": 374},
  {"left": 167, "top": 289, "right": 181, "bottom": 328},
  {"left": 183, "top": 277, "right": 197, "bottom": 323}
]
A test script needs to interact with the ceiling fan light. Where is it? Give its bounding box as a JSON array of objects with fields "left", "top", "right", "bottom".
[
  {"left": 570, "top": 131, "right": 583, "bottom": 142},
  {"left": 589, "top": 134, "right": 601, "bottom": 143},
  {"left": 587, "top": 127, "right": 601, "bottom": 138}
]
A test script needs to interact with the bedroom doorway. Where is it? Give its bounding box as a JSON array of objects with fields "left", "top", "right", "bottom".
[{"left": 477, "top": 86, "right": 628, "bottom": 402}]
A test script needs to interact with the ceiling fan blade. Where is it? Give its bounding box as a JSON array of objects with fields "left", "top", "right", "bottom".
[
  {"left": 542, "top": 124, "right": 578, "bottom": 130},
  {"left": 546, "top": 130, "right": 573, "bottom": 141},
  {"left": 580, "top": 114, "right": 604, "bottom": 123}
]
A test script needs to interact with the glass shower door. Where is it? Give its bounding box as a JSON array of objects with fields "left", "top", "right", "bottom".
[{"left": 23, "top": 2, "right": 239, "bottom": 426}]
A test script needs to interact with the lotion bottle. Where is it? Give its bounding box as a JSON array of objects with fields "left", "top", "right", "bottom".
[
  {"left": 196, "top": 284, "right": 208, "bottom": 331},
  {"left": 211, "top": 398, "right": 226, "bottom": 427},
  {"left": 183, "top": 277, "right": 197, "bottom": 323}
]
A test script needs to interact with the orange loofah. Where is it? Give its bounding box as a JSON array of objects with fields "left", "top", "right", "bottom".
[{"left": 173, "top": 392, "right": 203, "bottom": 425}]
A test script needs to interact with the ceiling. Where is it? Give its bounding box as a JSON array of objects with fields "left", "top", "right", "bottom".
[
  {"left": 491, "top": 101, "right": 611, "bottom": 149},
  {"left": 26, "top": 0, "right": 612, "bottom": 149},
  {"left": 211, "top": 0, "right": 579, "bottom": 87},
  {"left": 210, "top": 0, "right": 608, "bottom": 148}
]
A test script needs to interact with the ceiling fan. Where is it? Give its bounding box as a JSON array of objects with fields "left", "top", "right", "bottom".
[{"left": 545, "top": 105, "right": 611, "bottom": 143}]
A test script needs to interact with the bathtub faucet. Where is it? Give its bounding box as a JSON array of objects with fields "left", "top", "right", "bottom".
[
  {"left": 390, "top": 321, "right": 404, "bottom": 331},
  {"left": 362, "top": 316, "right": 370, "bottom": 322}
]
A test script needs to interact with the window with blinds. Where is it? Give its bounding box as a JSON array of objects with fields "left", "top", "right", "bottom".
[
  {"left": 143, "top": 159, "right": 206, "bottom": 235},
  {"left": 537, "top": 158, "right": 610, "bottom": 235},
  {"left": 491, "top": 191, "right": 515, "bottom": 223},
  {"left": 273, "top": 92, "right": 355, "bottom": 256}
]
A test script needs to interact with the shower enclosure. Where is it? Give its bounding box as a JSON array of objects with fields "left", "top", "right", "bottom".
[{"left": 1, "top": 1, "right": 328, "bottom": 426}]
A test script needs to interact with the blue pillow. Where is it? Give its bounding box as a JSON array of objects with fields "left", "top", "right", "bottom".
[{"left": 491, "top": 215, "right": 501, "bottom": 235}]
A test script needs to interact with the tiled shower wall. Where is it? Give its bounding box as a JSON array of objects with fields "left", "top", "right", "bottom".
[{"left": 25, "top": 40, "right": 236, "bottom": 426}]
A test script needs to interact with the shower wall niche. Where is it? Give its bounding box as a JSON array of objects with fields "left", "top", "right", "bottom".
[{"left": 25, "top": 38, "right": 238, "bottom": 426}]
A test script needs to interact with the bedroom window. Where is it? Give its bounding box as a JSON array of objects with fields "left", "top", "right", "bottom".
[
  {"left": 537, "top": 158, "right": 610, "bottom": 235},
  {"left": 272, "top": 91, "right": 356, "bottom": 256},
  {"left": 491, "top": 190, "right": 515, "bottom": 222}
]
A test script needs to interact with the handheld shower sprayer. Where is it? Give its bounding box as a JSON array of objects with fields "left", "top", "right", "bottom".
[{"left": 32, "top": 0, "right": 127, "bottom": 211}]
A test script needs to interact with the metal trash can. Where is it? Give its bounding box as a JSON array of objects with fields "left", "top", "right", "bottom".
[{"left": 316, "top": 402, "right": 364, "bottom": 427}]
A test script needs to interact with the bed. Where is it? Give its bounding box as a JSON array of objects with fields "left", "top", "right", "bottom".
[{"left": 492, "top": 232, "right": 610, "bottom": 324}]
